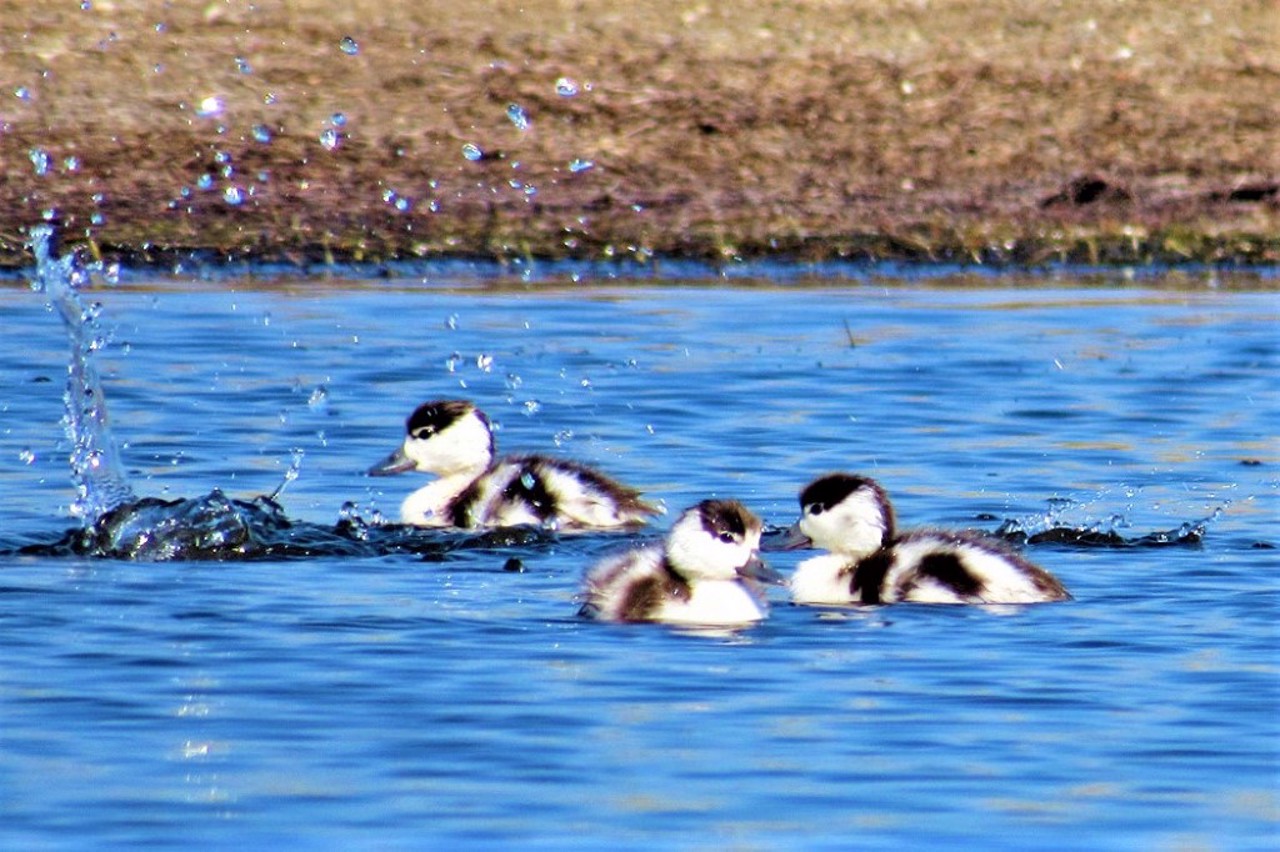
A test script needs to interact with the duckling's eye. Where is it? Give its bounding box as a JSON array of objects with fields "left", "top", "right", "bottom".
[
  {"left": 807, "top": 502, "right": 826, "bottom": 516},
  {"left": 717, "top": 532, "right": 737, "bottom": 544}
]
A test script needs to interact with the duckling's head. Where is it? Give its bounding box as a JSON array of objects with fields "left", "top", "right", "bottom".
[
  {"left": 792, "top": 473, "right": 895, "bottom": 558},
  {"left": 368, "top": 399, "right": 495, "bottom": 478},
  {"left": 664, "top": 499, "right": 776, "bottom": 584}
]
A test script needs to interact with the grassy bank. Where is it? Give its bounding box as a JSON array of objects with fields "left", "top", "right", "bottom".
[{"left": 1, "top": 0, "right": 1276, "bottom": 268}]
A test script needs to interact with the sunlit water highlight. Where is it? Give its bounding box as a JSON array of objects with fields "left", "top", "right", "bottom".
[{"left": 1, "top": 252, "right": 1276, "bottom": 847}]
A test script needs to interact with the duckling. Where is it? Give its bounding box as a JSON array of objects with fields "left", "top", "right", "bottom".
[
  {"left": 368, "top": 400, "right": 659, "bottom": 529},
  {"left": 784, "top": 474, "right": 1070, "bottom": 605},
  {"left": 580, "top": 499, "right": 781, "bottom": 626}
]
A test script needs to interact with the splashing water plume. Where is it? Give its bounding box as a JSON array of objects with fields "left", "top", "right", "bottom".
[{"left": 29, "top": 224, "right": 136, "bottom": 523}]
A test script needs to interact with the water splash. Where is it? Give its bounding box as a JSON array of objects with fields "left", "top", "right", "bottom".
[
  {"left": 992, "top": 495, "right": 1218, "bottom": 548},
  {"left": 29, "top": 224, "right": 136, "bottom": 523}
]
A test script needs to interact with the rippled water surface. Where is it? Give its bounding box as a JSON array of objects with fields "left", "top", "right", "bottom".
[{"left": 1, "top": 269, "right": 1276, "bottom": 848}]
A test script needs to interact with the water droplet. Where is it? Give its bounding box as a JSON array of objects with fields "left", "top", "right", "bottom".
[
  {"left": 476, "top": 354, "right": 494, "bottom": 372},
  {"left": 319, "top": 128, "right": 340, "bottom": 150},
  {"left": 80, "top": 0, "right": 91, "bottom": 9},
  {"left": 520, "top": 472, "right": 536, "bottom": 490},
  {"left": 568, "top": 158, "right": 594, "bottom": 173},
  {"left": 461, "top": 143, "right": 483, "bottom": 161},
  {"left": 522, "top": 400, "right": 541, "bottom": 416},
  {"left": 196, "top": 174, "right": 214, "bottom": 191},
  {"left": 222, "top": 185, "right": 245, "bottom": 205},
  {"left": 18, "top": 448, "right": 35, "bottom": 464},
  {"left": 339, "top": 36, "right": 359, "bottom": 55},
  {"left": 14, "top": 86, "right": 31, "bottom": 100},
  {"left": 263, "top": 92, "right": 278, "bottom": 106},
  {"left": 252, "top": 124, "right": 272, "bottom": 143},
  {"left": 555, "top": 77, "right": 579, "bottom": 97},
  {"left": 90, "top": 212, "right": 105, "bottom": 225},
  {"left": 307, "top": 385, "right": 329, "bottom": 411},
  {"left": 444, "top": 313, "right": 458, "bottom": 330},
  {"left": 394, "top": 196, "right": 410, "bottom": 212},
  {"left": 330, "top": 112, "right": 347, "bottom": 127},
  {"left": 234, "top": 56, "right": 252, "bottom": 74},
  {"left": 196, "top": 95, "right": 224, "bottom": 118},
  {"left": 506, "top": 103, "right": 530, "bottom": 131},
  {"left": 29, "top": 148, "right": 50, "bottom": 175}
]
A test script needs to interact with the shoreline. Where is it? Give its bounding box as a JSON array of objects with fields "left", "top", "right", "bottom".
[{"left": 3, "top": 1, "right": 1275, "bottom": 270}]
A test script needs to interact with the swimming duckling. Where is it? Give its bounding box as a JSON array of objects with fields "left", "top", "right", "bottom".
[
  {"left": 580, "top": 499, "right": 781, "bottom": 626},
  {"left": 783, "top": 474, "right": 1071, "bottom": 605},
  {"left": 368, "top": 399, "right": 659, "bottom": 529}
]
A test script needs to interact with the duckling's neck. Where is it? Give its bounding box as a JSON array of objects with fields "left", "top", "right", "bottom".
[
  {"left": 830, "top": 527, "right": 889, "bottom": 562},
  {"left": 399, "top": 465, "right": 488, "bottom": 526}
]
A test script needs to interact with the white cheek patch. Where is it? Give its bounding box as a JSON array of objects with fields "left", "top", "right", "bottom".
[{"left": 407, "top": 414, "right": 493, "bottom": 475}]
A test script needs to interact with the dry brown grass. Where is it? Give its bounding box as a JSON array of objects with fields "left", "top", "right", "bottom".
[{"left": 1, "top": 0, "right": 1276, "bottom": 267}]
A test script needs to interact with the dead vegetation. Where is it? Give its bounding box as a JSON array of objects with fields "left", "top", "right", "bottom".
[{"left": 1, "top": 0, "right": 1276, "bottom": 268}]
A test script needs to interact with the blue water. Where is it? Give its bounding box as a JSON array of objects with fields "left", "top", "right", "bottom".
[{"left": 1, "top": 269, "right": 1276, "bottom": 848}]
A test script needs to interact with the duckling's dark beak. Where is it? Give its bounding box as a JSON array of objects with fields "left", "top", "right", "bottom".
[
  {"left": 738, "top": 553, "right": 786, "bottom": 586},
  {"left": 765, "top": 522, "right": 812, "bottom": 551},
  {"left": 367, "top": 446, "right": 415, "bottom": 476}
]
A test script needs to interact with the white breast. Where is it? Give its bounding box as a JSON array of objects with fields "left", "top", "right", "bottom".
[
  {"left": 789, "top": 553, "right": 857, "bottom": 605},
  {"left": 656, "top": 580, "right": 766, "bottom": 626}
]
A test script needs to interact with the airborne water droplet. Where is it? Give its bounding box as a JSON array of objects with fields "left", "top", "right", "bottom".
[
  {"left": 319, "top": 128, "right": 340, "bottom": 150},
  {"left": 252, "top": 124, "right": 272, "bottom": 143},
  {"left": 506, "top": 103, "right": 530, "bottom": 131},
  {"left": 29, "top": 148, "right": 50, "bottom": 175},
  {"left": 307, "top": 385, "right": 329, "bottom": 412},
  {"left": 222, "top": 185, "right": 245, "bottom": 206},
  {"left": 568, "top": 158, "right": 594, "bottom": 173},
  {"left": 339, "top": 36, "right": 359, "bottom": 55},
  {"left": 196, "top": 95, "right": 224, "bottom": 118},
  {"left": 461, "top": 142, "right": 483, "bottom": 161},
  {"left": 555, "top": 77, "right": 579, "bottom": 97},
  {"left": 234, "top": 56, "right": 252, "bottom": 74}
]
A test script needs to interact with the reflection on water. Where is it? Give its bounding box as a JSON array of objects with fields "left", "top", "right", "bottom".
[{"left": 0, "top": 258, "right": 1276, "bottom": 847}]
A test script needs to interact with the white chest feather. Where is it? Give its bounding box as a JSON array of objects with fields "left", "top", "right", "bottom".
[
  {"left": 789, "top": 553, "right": 857, "bottom": 605},
  {"left": 399, "top": 472, "right": 475, "bottom": 526},
  {"left": 656, "top": 580, "right": 766, "bottom": 626}
]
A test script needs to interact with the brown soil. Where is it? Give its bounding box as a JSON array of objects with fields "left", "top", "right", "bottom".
[{"left": 1, "top": 0, "right": 1277, "bottom": 269}]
